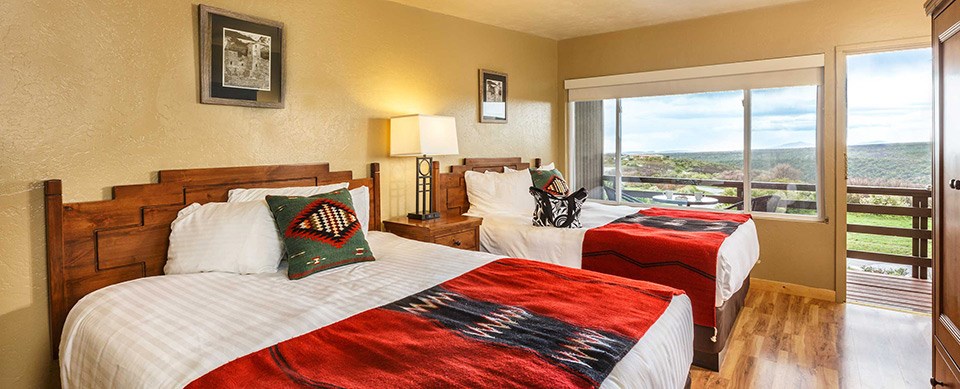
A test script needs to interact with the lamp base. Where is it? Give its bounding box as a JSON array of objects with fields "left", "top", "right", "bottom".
[{"left": 408, "top": 212, "right": 440, "bottom": 221}]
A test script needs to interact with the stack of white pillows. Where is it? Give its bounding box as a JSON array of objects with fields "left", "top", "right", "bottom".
[
  {"left": 462, "top": 163, "right": 557, "bottom": 217},
  {"left": 163, "top": 183, "right": 369, "bottom": 276}
]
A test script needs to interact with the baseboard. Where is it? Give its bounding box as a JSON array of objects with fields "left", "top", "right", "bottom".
[{"left": 750, "top": 277, "right": 836, "bottom": 301}]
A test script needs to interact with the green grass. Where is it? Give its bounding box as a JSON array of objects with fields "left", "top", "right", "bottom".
[{"left": 846, "top": 213, "right": 930, "bottom": 256}]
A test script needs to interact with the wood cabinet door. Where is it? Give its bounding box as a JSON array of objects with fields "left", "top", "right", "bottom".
[
  {"left": 936, "top": 340, "right": 960, "bottom": 388},
  {"left": 935, "top": 0, "right": 960, "bottom": 385}
]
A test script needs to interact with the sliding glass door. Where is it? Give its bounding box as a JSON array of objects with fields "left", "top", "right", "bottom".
[{"left": 571, "top": 83, "right": 822, "bottom": 218}]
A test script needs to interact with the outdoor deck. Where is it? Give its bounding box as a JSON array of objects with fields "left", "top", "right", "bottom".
[{"left": 847, "top": 270, "right": 932, "bottom": 313}]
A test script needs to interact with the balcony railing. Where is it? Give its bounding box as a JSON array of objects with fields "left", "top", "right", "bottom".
[
  {"left": 600, "top": 175, "right": 932, "bottom": 279},
  {"left": 601, "top": 175, "right": 818, "bottom": 210},
  {"left": 846, "top": 186, "right": 931, "bottom": 279}
]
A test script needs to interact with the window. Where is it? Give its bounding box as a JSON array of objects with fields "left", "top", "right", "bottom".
[
  {"left": 567, "top": 56, "right": 823, "bottom": 218},
  {"left": 750, "top": 86, "right": 820, "bottom": 215}
]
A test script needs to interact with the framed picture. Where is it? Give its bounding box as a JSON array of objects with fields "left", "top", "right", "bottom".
[
  {"left": 199, "top": 5, "right": 284, "bottom": 108},
  {"left": 479, "top": 69, "right": 507, "bottom": 123}
]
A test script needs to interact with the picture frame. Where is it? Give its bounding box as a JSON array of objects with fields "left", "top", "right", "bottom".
[
  {"left": 199, "top": 4, "right": 284, "bottom": 108},
  {"left": 479, "top": 69, "right": 507, "bottom": 123}
]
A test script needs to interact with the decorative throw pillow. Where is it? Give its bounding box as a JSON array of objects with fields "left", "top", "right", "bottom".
[
  {"left": 266, "top": 189, "right": 375, "bottom": 280},
  {"left": 530, "top": 187, "right": 587, "bottom": 228},
  {"left": 530, "top": 168, "right": 570, "bottom": 196}
]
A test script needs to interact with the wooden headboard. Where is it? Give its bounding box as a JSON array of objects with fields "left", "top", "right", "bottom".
[
  {"left": 432, "top": 157, "right": 541, "bottom": 216},
  {"left": 43, "top": 162, "right": 380, "bottom": 358}
]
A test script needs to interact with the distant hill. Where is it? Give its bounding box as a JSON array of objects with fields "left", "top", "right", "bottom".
[
  {"left": 845, "top": 142, "right": 932, "bottom": 187},
  {"left": 629, "top": 142, "right": 932, "bottom": 188},
  {"left": 777, "top": 141, "right": 815, "bottom": 149}
]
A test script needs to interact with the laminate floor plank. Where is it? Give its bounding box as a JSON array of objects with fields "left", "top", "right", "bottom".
[{"left": 690, "top": 288, "right": 930, "bottom": 388}]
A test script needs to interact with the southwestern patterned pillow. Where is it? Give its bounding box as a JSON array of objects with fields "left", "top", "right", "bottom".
[
  {"left": 266, "top": 189, "right": 375, "bottom": 280},
  {"left": 530, "top": 168, "right": 570, "bottom": 196},
  {"left": 530, "top": 186, "right": 587, "bottom": 228}
]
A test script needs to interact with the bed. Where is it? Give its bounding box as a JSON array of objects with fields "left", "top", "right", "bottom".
[
  {"left": 45, "top": 162, "right": 693, "bottom": 388},
  {"left": 431, "top": 158, "right": 760, "bottom": 371}
]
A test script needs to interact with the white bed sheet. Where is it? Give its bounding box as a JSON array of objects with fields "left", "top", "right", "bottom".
[
  {"left": 469, "top": 202, "right": 760, "bottom": 306},
  {"left": 60, "top": 231, "right": 693, "bottom": 389}
]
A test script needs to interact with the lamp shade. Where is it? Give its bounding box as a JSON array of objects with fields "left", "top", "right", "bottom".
[{"left": 390, "top": 114, "right": 459, "bottom": 156}]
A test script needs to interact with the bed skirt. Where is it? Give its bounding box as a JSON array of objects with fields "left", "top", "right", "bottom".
[{"left": 692, "top": 276, "right": 750, "bottom": 372}]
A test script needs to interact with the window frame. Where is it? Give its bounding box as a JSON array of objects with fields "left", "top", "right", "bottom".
[{"left": 565, "top": 57, "right": 826, "bottom": 222}]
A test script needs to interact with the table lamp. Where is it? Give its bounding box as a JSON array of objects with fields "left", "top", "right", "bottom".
[{"left": 390, "top": 114, "right": 459, "bottom": 220}]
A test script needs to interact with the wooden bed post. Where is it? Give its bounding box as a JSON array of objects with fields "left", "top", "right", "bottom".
[
  {"left": 370, "top": 163, "right": 381, "bottom": 231},
  {"left": 534, "top": 158, "right": 542, "bottom": 168},
  {"left": 44, "top": 180, "right": 65, "bottom": 359}
]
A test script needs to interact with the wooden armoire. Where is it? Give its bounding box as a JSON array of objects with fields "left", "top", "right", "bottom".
[{"left": 928, "top": 0, "right": 960, "bottom": 386}]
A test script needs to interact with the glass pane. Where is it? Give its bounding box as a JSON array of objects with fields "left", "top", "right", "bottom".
[
  {"left": 847, "top": 48, "right": 933, "bottom": 189},
  {"left": 619, "top": 90, "right": 744, "bottom": 209},
  {"left": 750, "top": 85, "right": 819, "bottom": 214},
  {"left": 572, "top": 99, "right": 617, "bottom": 201}
]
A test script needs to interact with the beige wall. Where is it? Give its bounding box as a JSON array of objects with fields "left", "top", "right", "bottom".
[
  {"left": 0, "top": 1, "right": 557, "bottom": 387},
  {"left": 0, "top": 0, "right": 934, "bottom": 387},
  {"left": 557, "top": 0, "right": 928, "bottom": 290}
]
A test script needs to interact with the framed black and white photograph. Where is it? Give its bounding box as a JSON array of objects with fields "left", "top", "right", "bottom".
[
  {"left": 200, "top": 5, "right": 284, "bottom": 108},
  {"left": 479, "top": 69, "right": 507, "bottom": 123}
]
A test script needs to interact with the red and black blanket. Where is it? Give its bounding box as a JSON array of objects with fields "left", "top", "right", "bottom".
[
  {"left": 187, "top": 258, "right": 683, "bottom": 389},
  {"left": 582, "top": 208, "right": 751, "bottom": 328}
]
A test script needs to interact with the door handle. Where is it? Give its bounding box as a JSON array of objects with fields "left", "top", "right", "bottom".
[
  {"left": 951, "top": 179, "right": 957, "bottom": 190},
  {"left": 931, "top": 378, "right": 946, "bottom": 387}
]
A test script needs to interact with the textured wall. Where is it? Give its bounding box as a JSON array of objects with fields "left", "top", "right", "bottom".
[
  {"left": 0, "top": 1, "right": 557, "bottom": 387},
  {"left": 557, "top": 0, "right": 928, "bottom": 291}
]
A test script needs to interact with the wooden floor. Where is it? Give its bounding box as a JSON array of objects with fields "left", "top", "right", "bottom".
[
  {"left": 690, "top": 288, "right": 931, "bottom": 388},
  {"left": 846, "top": 270, "right": 932, "bottom": 313}
]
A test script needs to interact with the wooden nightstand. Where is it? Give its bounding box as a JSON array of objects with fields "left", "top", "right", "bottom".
[{"left": 382, "top": 215, "right": 482, "bottom": 251}]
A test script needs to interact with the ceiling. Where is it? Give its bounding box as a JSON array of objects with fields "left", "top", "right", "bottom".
[{"left": 386, "top": 0, "right": 809, "bottom": 40}]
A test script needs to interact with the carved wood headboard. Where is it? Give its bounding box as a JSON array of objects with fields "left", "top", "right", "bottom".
[
  {"left": 43, "top": 162, "right": 380, "bottom": 358},
  {"left": 432, "top": 157, "right": 541, "bottom": 216}
]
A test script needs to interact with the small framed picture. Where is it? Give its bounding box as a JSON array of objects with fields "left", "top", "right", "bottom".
[
  {"left": 199, "top": 5, "right": 284, "bottom": 108},
  {"left": 479, "top": 69, "right": 507, "bottom": 123}
]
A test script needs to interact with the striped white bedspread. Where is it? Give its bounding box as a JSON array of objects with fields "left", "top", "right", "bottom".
[
  {"left": 470, "top": 201, "right": 760, "bottom": 306},
  {"left": 60, "top": 231, "right": 693, "bottom": 388}
]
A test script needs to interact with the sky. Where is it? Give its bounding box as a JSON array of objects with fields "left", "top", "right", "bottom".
[
  {"left": 599, "top": 48, "right": 932, "bottom": 153},
  {"left": 847, "top": 48, "right": 933, "bottom": 146}
]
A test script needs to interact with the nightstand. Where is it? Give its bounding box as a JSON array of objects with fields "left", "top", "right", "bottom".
[{"left": 382, "top": 215, "right": 482, "bottom": 251}]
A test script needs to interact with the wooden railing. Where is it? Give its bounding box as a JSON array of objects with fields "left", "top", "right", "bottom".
[
  {"left": 601, "top": 175, "right": 818, "bottom": 210},
  {"left": 846, "top": 186, "right": 931, "bottom": 279},
  {"left": 601, "top": 175, "right": 933, "bottom": 279}
]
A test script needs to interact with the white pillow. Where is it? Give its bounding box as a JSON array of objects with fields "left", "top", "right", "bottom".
[
  {"left": 504, "top": 162, "right": 555, "bottom": 171},
  {"left": 348, "top": 186, "right": 370, "bottom": 233},
  {"left": 464, "top": 168, "right": 535, "bottom": 217},
  {"left": 228, "top": 182, "right": 349, "bottom": 202},
  {"left": 165, "top": 201, "right": 283, "bottom": 275},
  {"left": 228, "top": 183, "right": 370, "bottom": 233}
]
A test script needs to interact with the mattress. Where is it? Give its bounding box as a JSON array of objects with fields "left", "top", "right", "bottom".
[
  {"left": 60, "top": 231, "right": 693, "bottom": 389},
  {"left": 469, "top": 202, "right": 760, "bottom": 306}
]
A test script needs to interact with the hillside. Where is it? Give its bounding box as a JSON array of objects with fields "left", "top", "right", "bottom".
[{"left": 619, "top": 142, "right": 932, "bottom": 188}]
